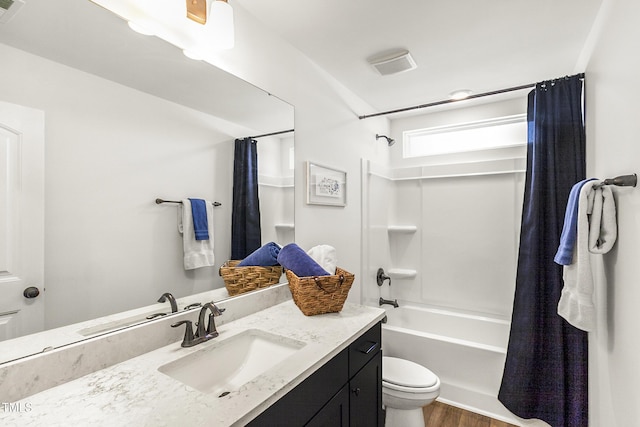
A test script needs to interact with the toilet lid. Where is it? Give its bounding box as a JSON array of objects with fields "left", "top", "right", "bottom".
[{"left": 383, "top": 356, "right": 438, "bottom": 388}]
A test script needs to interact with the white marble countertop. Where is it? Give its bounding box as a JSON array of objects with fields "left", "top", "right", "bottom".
[{"left": 2, "top": 300, "right": 385, "bottom": 427}]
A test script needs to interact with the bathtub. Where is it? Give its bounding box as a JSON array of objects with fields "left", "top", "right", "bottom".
[{"left": 381, "top": 304, "right": 521, "bottom": 425}]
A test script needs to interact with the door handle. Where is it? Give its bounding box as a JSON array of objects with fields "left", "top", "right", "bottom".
[{"left": 23, "top": 286, "right": 40, "bottom": 299}]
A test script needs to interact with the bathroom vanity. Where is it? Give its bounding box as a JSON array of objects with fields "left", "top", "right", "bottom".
[
  {"left": 0, "top": 291, "right": 385, "bottom": 426},
  {"left": 248, "top": 322, "right": 383, "bottom": 426}
]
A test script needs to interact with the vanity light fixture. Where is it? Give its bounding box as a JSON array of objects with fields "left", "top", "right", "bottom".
[
  {"left": 448, "top": 89, "right": 472, "bottom": 100},
  {"left": 186, "top": 0, "right": 235, "bottom": 49},
  {"left": 209, "top": 0, "right": 234, "bottom": 49},
  {"left": 186, "top": 0, "right": 207, "bottom": 24}
]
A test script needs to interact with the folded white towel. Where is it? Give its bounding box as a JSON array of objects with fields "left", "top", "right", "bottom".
[
  {"left": 307, "top": 245, "right": 337, "bottom": 275},
  {"left": 178, "top": 199, "right": 215, "bottom": 270},
  {"left": 558, "top": 181, "right": 616, "bottom": 332}
]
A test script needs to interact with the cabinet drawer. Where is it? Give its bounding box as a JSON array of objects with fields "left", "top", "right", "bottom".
[{"left": 348, "top": 322, "right": 381, "bottom": 377}]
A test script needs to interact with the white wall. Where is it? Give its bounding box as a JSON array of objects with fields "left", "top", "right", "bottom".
[
  {"left": 585, "top": 0, "right": 640, "bottom": 425},
  {"left": 0, "top": 43, "right": 235, "bottom": 328},
  {"left": 200, "top": 4, "right": 391, "bottom": 302}
]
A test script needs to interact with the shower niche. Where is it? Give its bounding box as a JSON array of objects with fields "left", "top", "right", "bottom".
[{"left": 387, "top": 225, "right": 418, "bottom": 279}]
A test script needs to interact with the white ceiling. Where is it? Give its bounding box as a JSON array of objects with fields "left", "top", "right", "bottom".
[
  {"left": 1, "top": 0, "right": 603, "bottom": 122},
  {"left": 240, "top": 0, "right": 604, "bottom": 115}
]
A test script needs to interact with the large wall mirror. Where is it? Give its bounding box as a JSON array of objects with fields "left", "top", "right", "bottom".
[{"left": 0, "top": 0, "right": 294, "bottom": 364}]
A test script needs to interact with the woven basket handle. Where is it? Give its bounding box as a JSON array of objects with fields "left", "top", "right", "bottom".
[{"left": 313, "top": 274, "right": 345, "bottom": 294}]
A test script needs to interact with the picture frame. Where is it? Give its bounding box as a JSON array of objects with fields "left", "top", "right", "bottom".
[{"left": 306, "top": 162, "right": 347, "bottom": 206}]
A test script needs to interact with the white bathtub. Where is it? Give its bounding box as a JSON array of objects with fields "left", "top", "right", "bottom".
[{"left": 382, "top": 304, "right": 521, "bottom": 425}]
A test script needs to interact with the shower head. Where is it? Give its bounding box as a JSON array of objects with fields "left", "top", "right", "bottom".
[{"left": 376, "top": 134, "right": 395, "bottom": 146}]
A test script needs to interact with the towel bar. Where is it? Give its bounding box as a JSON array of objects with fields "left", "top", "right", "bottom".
[
  {"left": 155, "top": 198, "right": 222, "bottom": 207},
  {"left": 593, "top": 173, "right": 637, "bottom": 190}
]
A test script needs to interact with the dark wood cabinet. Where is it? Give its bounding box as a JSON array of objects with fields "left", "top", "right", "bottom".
[
  {"left": 247, "top": 322, "right": 383, "bottom": 427},
  {"left": 349, "top": 350, "right": 382, "bottom": 427}
]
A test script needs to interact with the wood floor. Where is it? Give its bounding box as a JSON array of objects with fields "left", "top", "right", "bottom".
[{"left": 423, "top": 401, "right": 518, "bottom": 427}]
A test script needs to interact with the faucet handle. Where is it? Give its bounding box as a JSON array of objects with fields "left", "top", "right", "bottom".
[
  {"left": 171, "top": 320, "right": 198, "bottom": 347},
  {"left": 208, "top": 302, "right": 225, "bottom": 316},
  {"left": 204, "top": 302, "right": 224, "bottom": 337},
  {"left": 206, "top": 314, "right": 220, "bottom": 339}
]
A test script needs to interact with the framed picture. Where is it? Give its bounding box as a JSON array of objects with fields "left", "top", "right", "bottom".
[{"left": 306, "top": 162, "right": 347, "bottom": 206}]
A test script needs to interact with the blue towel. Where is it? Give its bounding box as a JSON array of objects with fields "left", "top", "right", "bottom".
[
  {"left": 277, "top": 243, "right": 330, "bottom": 277},
  {"left": 554, "top": 178, "right": 596, "bottom": 265},
  {"left": 188, "top": 198, "right": 209, "bottom": 241},
  {"left": 238, "top": 242, "right": 281, "bottom": 266}
]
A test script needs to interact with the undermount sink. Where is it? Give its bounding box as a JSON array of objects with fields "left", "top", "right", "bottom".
[{"left": 158, "top": 329, "right": 306, "bottom": 396}]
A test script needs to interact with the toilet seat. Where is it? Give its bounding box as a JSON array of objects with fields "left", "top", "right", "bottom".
[{"left": 383, "top": 356, "right": 439, "bottom": 393}]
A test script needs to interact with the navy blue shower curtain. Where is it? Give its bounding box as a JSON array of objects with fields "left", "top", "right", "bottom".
[
  {"left": 498, "top": 75, "right": 588, "bottom": 427},
  {"left": 231, "top": 138, "right": 262, "bottom": 260}
]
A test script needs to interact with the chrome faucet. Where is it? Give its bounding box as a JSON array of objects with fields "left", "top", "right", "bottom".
[
  {"left": 157, "top": 292, "right": 178, "bottom": 313},
  {"left": 379, "top": 297, "right": 399, "bottom": 308},
  {"left": 196, "top": 302, "right": 225, "bottom": 340}
]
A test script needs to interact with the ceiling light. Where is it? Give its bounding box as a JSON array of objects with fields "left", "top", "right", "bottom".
[{"left": 449, "top": 90, "right": 472, "bottom": 100}]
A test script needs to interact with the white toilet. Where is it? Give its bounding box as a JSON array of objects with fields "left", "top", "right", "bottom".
[{"left": 382, "top": 356, "right": 441, "bottom": 427}]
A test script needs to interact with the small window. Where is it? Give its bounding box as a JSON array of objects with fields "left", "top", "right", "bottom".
[{"left": 403, "top": 114, "right": 527, "bottom": 158}]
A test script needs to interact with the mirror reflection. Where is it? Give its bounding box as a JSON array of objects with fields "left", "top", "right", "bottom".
[{"left": 0, "top": 0, "right": 294, "bottom": 364}]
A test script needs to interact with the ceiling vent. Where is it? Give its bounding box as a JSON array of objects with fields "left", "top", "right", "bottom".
[
  {"left": 0, "top": 0, "right": 25, "bottom": 24},
  {"left": 368, "top": 49, "right": 417, "bottom": 76}
]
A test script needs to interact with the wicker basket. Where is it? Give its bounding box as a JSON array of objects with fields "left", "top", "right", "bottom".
[
  {"left": 219, "top": 260, "right": 283, "bottom": 296},
  {"left": 286, "top": 267, "right": 354, "bottom": 316}
]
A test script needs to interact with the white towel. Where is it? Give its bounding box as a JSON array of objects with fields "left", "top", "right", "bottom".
[
  {"left": 307, "top": 245, "right": 337, "bottom": 275},
  {"left": 558, "top": 181, "right": 616, "bottom": 332},
  {"left": 178, "top": 199, "right": 215, "bottom": 270}
]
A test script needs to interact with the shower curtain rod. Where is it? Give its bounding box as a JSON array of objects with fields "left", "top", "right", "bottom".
[
  {"left": 243, "top": 128, "right": 295, "bottom": 140},
  {"left": 358, "top": 73, "right": 585, "bottom": 120}
]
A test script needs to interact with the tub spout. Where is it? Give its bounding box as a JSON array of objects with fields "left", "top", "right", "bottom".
[{"left": 379, "top": 297, "right": 399, "bottom": 308}]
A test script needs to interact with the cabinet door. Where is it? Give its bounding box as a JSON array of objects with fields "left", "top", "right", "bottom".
[
  {"left": 305, "top": 386, "right": 349, "bottom": 427},
  {"left": 247, "top": 349, "right": 348, "bottom": 426},
  {"left": 349, "top": 351, "right": 383, "bottom": 427}
]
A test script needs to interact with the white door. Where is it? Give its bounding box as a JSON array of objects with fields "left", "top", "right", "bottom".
[{"left": 0, "top": 101, "right": 45, "bottom": 341}]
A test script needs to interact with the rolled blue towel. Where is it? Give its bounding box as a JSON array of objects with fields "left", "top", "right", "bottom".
[
  {"left": 277, "top": 243, "right": 330, "bottom": 277},
  {"left": 238, "top": 242, "right": 281, "bottom": 266}
]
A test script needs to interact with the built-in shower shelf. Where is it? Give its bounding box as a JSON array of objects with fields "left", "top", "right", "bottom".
[
  {"left": 275, "top": 223, "right": 295, "bottom": 231},
  {"left": 387, "top": 269, "right": 417, "bottom": 279},
  {"left": 387, "top": 225, "right": 417, "bottom": 234}
]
